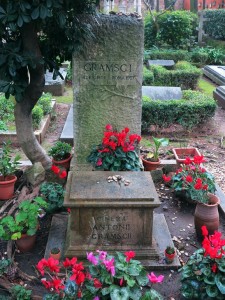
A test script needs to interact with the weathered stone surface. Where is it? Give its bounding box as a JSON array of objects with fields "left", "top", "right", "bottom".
[
  {"left": 142, "top": 86, "right": 182, "bottom": 100},
  {"left": 73, "top": 15, "right": 144, "bottom": 168},
  {"left": 147, "top": 59, "right": 175, "bottom": 68},
  {"left": 203, "top": 65, "right": 225, "bottom": 85},
  {"left": 64, "top": 171, "right": 161, "bottom": 264},
  {"left": 213, "top": 86, "right": 225, "bottom": 109}
]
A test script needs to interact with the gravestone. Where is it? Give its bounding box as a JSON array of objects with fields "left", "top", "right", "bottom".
[
  {"left": 203, "top": 65, "right": 225, "bottom": 85},
  {"left": 147, "top": 59, "right": 175, "bottom": 69},
  {"left": 142, "top": 86, "right": 182, "bottom": 101},
  {"left": 64, "top": 171, "right": 161, "bottom": 265},
  {"left": 73, "top": 14, "right": 143, "bottom": 169},
  {"left": 44, "top": 67, "right": 67, "bottom": 96},
  {"left": 213, "top": 86, "right": 225, "bottom": 109}
]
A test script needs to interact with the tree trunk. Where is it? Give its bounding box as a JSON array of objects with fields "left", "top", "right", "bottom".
[{"left": 15, "top": 23, "right": 51, "bottom": 170}]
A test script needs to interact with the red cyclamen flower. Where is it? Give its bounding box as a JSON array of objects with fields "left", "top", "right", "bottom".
[
  {"left": 59, "top": 170, "right": 67, "bottom": 178},
  {"left": 105, "top": 124, "right": 113, "bottom": 131},
  {"left": 162, "top": 174, "right": 171, "bottom": 182},
  {"left": 125, "top": 251, "right": 136, "bottom": 262},
  {"left": 51, "top": 165, "right": 60, "bottom": 174}
]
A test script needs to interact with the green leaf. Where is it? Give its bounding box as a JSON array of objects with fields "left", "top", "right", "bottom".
[
  {"left": 127, "top": 265, "right": 141, "bottom": 276},
  {"left": 101, "top": 287, "right": 110, "bottom": 296},
  {"left": 206, "top": 285, "right": 218, "bottom": 298},
  {"left": 127, "top": 151, "right": 136, "bottom": 161},
  {"left": 129, "top": 286, "right": 142, "bottom": 300},
  {"left": 110, "top": 287, "right": 130, "bottom": 300},
  {"left": 11, "top": 232, "right": 21, "bottom": 240},
  {"left": 215, "top": 273, "right": 225, "bottom": 294},
  {"left": 40, "top": 5, "right": 48, "bottom": 19},
  {"left": 204, "top": 274, "right": 215, "bottom": 285},
  {"left": 31, "top": 7, "right": 39, "bottom": 19},
  {"left": 136, "top": 270, "right": 149, "bottom": 286}
]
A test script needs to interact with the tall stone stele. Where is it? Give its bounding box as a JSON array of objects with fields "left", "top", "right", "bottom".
[{"left": 73, "top": 14, "right": 144, "bottom": 169}]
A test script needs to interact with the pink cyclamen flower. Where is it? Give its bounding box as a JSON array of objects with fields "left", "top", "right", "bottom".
[
  {"left": 93, "top": 297, "right": 100, "bottom": 300},
  {"left": 96, "top": 250, "right": 107, "bottom": 260},
  {"left": 86, "top": 252, "right": 98, "bottom": 265},
  {"left": 148, "top": 272, "right": 164, "bottom": 283},
  {"left": 103, "top": 258, "right": 115, "bottom": 276}
]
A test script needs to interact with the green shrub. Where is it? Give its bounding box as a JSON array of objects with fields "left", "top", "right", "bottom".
[
  {"left": 32, "top": 106, "right": 43, "bottom": 129},
  {"left": 203, "top": 9, "right": 225, "bottom": 40},
  {"left": 143, "top": 66, "right": 154, "bottom": 85},
  {"left": 0, "top": 94, "right": 14, "bottom": 129},
  {"left": 148, "top": 61, "right": 202, "bottom": 90},
  {"left": 157, "top": 11, "right": 197, "bottom": 49},
  {"left": 40, "top": 182, "right": 65, "bottom": 214},
  {"left": 189, "top": 48, "right": 209, "bottom": 67},
  {"left": 66, "top": 63, "right": 72, "bottom": 82},
  {"left": 142, "top": 90, "right": 216, "bottom": 131},
  {"left": 144, "top": 49, "right": 189, "bottom": 62},
  {"left": 144, "top": 10, "right": 198, "bottom": 49},
  {"left": 37, "top": 93, "right": 52, "bottom": 115}
]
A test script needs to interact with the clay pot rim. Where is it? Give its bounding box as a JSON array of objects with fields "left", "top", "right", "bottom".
[
  {"left": 52, "top": 153, "right": 72, "bottom": 164},
  {"left": 0, "top": 175, "right": 17, "bottom": 184},
  {"left": 198, "top": 193, "right": 220, "bottom": 207},
  {"left": 141, "top": 156, "right": 160, "bottom": 164}
]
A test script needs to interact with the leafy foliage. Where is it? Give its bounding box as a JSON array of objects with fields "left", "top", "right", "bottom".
[
  {"left": 143, "top": 66, "right": 154, "bottom": 85},
  {"left": 10, "top": 285, "right": 32, "bottom": 300},
  {"left": 0, "top": 197, "right": 48, "bottom": 240},
  {"left": 37, "top": 93, "right": 52, "bottom": 115},
  {"left": 147, "top": 61, "right": 202, "bottom": 90},
  {"left": 0, "top": 141, "right": 21, "bottom": 178},
  {"left": 180, "top": 228, "right": 225, "bottom": 299},
  {"left": 48, "top": 141, "right": 72, "bottom": 161},
  {"left": 32, "top": 105, "right": 44, "bottom": 130},
  {"left": 40, "top": 182, "right": 65, "bottom": 213},
  {"left": 203, "top": 9, "right": 225, "bottom": 41},
  {"left": 144, "top": 10, "right": 197, "bottom": 49},
  {"left": 142, "top": 90, "right": 216, "bottom": 132},
  {"left": 144, "top": 49, "right": 188, "bottom": 62},
  {"left": 0, "top": 0, "right": 98, "bottom": 102},
  {"left": 87, "top": 125, "right": 142, "bottom": 171}
]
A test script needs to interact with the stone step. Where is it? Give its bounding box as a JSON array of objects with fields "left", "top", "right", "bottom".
[{"left": 60, "top": 104, "right": 73, "bottom": 145}]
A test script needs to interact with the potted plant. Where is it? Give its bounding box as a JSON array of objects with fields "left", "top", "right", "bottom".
[
  {"left": 0, "top": 141, "right": 21, "bottom": 200},
  {"left": 50, "top": 247, "right": 61, "bottom": 260},
  {"left": 172, "top": 147, "right": 201, "bottom": 165},
  {"left": 37, "top": 250, "right": 164, "bottom": 299},
  {"left": 141, "top": 137, "right": 169, "bottom": 171},
  {"left": 165, "top": 246, "right": 176, "bottom": 264},
  {"left": 163, "top": 155, "right": 219, "bottom": 239},
  {"left": 48, "top": 141, "right": 72, "bottom": 170},
  {"left": 0, "top": 197, "right": 48, "bottom": 252},
  {"left": 87, "top": 124, "right": 143, "bottom": 171},
  {"left": 180, "top": 226, "right": 225, "bottom": 299}
]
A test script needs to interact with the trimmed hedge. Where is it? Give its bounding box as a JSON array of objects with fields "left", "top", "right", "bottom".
[
  {"left": 142, "top": 90, "right": 216, "bottom": 131},
  {"left": 143, "top": 66, "right": 154, "bottom": 85},
  {"left": 203, "top": 10, "right": 225, "bottom": 41},
  {"left": 144, "top": 61, "right": 202, "bottom": 90},
  {"left": 144, "top": 49, "right": 189, "bottom": 62}
]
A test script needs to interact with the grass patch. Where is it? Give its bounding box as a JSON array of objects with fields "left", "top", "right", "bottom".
[
  {"left": 198, "top": 77, "right": 216, "bottom": 97},
  {"left": 54, "top": 85, "right": 73, "bottom": 104}
]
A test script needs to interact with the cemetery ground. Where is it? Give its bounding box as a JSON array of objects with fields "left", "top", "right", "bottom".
[{"left": 2, "top": 83, "right": 225, "bottom": 299}]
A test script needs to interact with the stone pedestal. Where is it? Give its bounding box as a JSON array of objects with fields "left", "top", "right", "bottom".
[
  {"left": 213, "top": 86, "right": 225, "bottom": 109},
  {"left": 64, "top": 171, "right": 161, "bottom": 265}
]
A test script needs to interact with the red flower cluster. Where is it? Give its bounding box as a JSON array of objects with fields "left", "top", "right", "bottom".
[
  {"left": 36, "top": 257, "right": 86, "bottom": 294},
  {"left": 100, "top": 124, "right": 141, "bottom": 154},
  {"left": 162, "top": 155, "right": 216, "bottom": 204},
  {"left": 51, "top": 165, "right": 67, "bottom": 179},
  {"left": 201, "top": 226, "right": 225, "bottom": 273},
  {"left": 125, "top": 251, "right": 136, "bottom": 262}
]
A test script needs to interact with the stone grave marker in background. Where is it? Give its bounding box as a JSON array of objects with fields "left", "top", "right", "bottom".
[
  {"left": 147, "top": 59, "right": 175, "bottom": 69},
  {"left": 203, "top": 65, "right": 225, "bottom": 85},
  {"left": 142, "top": 86, "right": 182, "bottom": 101},
  {"left": 44, "top": 67, "right": 67, "bottom": 96},
  {"left": 72, "top": 14, "right": 143, "bottom": 170},
  {"left": 213, "top": 86, "right": 225, "bottom": 109}
]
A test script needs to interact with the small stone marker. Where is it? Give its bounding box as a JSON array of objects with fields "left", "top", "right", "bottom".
[
  {"left": 142, "top": 86, "right": 182, "bottom": 101},
  {"left": 203, "top": 65, "right": 225, "bottom": 85},
  {"left": 64, "top": 171, "right": 161, "bottom": 265},
  {"left": 44, "top": 67, "right": 67, "bottom": 96},
  {"left": 213, "top": 86, "right": 225, "bottom": 109},
  {"left": 147, "top": 59, "right": 175, "bottom": 69}
]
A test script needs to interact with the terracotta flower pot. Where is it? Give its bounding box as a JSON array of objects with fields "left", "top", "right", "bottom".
[
  {"left": 0, "top": 175, "right": 17, "bottom": 200},
  {"left": 165, "top": 250, "right": 176, "bottom": 264},
  {"left": 172, "top": 148, "right": 201, "bottom": 165},
  {"left": 141, "top": 157, "right": 160, "bottom": 171},
  {"left": 15, "top": 233, "right": 36, "bottom": 253},
  {"left": 50, "top": 249, "right": 61, "bottom": 260},
  {"left": 52, "top": 154, "right": 72, "bottom": 170},
  {"left": 194, "top": 193, "right": 220, "bottom": 239}
]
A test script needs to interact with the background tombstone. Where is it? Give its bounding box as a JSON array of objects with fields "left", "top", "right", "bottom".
[{"left": 73, "top": 15, "right": 144, "bottom": 169}]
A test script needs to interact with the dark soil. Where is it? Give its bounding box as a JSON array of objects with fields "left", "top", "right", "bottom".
[{"left": 2, "top": 102, "right": 225, "bottom": 299}]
